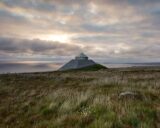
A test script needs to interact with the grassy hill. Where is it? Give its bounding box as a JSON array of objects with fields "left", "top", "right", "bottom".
[
  {"left": 66, "top": 64, "right": 107, "bottom": 71},
  {"left": 0, "top": 67, "right": 160, "bottom": 128}
]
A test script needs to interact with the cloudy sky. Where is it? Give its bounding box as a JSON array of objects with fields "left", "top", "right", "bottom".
[{"left": 0, "top": 0, "right": 160, "bottom": 64}]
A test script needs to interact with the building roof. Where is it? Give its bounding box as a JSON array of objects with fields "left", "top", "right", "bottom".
[
  {"left": 58, "top": 52, "right": 106, "bottom": 71},
  {"left": 59, "top": 59, "right": 96, "bottom": 71},
  {"left": 58, "top": 53, "right": 96, "bottom": 71}
]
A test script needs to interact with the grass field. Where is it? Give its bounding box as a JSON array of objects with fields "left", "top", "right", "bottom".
[{"left": 0, "top": 67, "right": 160, "bottom": 128}]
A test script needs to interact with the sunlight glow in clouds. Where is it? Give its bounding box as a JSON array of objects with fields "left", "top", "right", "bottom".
[{"left": 39, "top": 34, "right": 72, "bottom": 43}]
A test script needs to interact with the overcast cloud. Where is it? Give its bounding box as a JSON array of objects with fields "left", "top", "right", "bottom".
[{"left": 0, "top": 0, "right": 160, "bottom": 63}]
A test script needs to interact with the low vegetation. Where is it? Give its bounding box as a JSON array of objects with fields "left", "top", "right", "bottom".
[
  {"left": 71, "top": 64, "right": 107, "bottom": 71},
  {"left": 0, "top": 67, "right": 160, "bottom": 128}
]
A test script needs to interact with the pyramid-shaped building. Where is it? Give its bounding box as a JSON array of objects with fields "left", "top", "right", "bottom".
[{"left": 59, "top": 53, "right": 99, "bottom": 71}]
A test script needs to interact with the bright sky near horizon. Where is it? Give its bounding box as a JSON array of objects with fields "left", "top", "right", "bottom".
[{"left": 0, "top": 0, "right": 160, "bottom": 63}]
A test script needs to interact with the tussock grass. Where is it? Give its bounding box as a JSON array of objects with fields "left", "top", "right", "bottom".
[{"left": 0, "top": 67, "right": 160, "bottom": 128}]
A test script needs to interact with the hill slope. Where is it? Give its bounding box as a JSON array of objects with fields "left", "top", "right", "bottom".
[{"left": 66, "top": 64, "right": 107, "bottom": 71}]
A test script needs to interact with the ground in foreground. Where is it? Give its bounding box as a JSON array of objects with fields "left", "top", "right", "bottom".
[{"left": 0, "top": 67, "right": 160, "bottom": 128}]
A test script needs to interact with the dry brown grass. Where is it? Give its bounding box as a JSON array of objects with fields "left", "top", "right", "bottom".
[{"left": 0, "top": 67, "right": 160, "bottom": 128}]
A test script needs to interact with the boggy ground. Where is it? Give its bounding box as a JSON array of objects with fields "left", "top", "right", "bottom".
[{"left": 0, "top": 67, "right": 160, "bottom": 128}]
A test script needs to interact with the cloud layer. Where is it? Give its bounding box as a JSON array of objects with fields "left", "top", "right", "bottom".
[{"left": 0, "top": 0, "right": 160, "bottom": 63}]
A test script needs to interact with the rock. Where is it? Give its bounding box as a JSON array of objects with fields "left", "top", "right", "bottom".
[{"left": 119, "top": 91, "right": 142, "bottom": 100}]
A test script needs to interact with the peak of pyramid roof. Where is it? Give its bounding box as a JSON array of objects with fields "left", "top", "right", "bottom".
[{"left": 77, "top": 53, "right": 88, "bottom": 58}]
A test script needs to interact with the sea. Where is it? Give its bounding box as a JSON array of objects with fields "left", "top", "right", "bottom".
[{"left": 0, "top": 61, "right": 160, "bottom": 74}]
